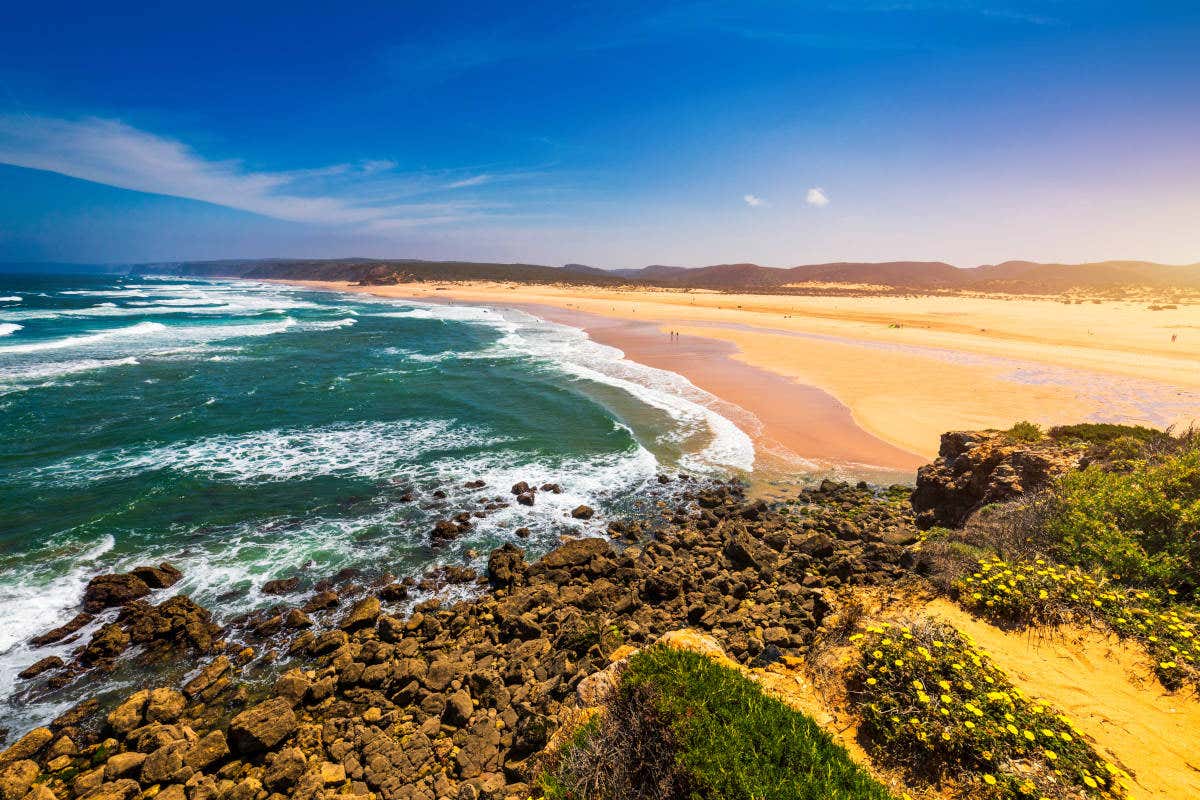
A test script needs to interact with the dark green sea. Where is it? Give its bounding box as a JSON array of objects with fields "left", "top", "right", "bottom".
[{"left": 0, "top": 273, "right": 754, "bottom": 736}]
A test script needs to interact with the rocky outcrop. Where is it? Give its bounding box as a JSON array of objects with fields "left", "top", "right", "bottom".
[
  {"left": 911, "top": 430, "right": 1081, "bottom": 529},
  {"left": 8, "top": 477, "right": 920, "bottom": 800}
]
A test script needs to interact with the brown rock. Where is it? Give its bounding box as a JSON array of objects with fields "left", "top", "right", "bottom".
[
  {"left": 129, "top": 563, "right": 182, "bottom": 589},
  {"left": 0, "top": 759, "right": 38, "bottom": 800},
  {"left": 570, "top": 505, "right": 595, "bottom": 520},
  {"left": 80, "top": 623, "right": 131, "bottom": 665},
  {"left": 301, "top": 590, "right": 339, "bottom": 613},
  {"left": 140, "top": 743, "right": 186, "bottom": 784},
  {"left": 103, "top": 752, "right": 146, "bottom": 780},
  {"left": 30, "top": 613, "right": 94, "bottom": 647},
  {"left": 17, "top": 656, "right": 63, "bottom": 680},
  {"left": 0, "top": 728, "right": 52, "bottom": 767},
  {"left": 145, "top": 688, "right": 185, "bottom": 724},
  {"left": 263, "top": 747, "right": 306, "bottom": 791},
  {"left": 106, "top": 690, "right": 149, "bottom": 735},
  {"left": 182, "top": 731, "right": 228, "bottom": 771},
  {"left": 83, "top": 574, "right": 151, "bottom": 612},
  {"left": 338, "top": 597, "right": 380, "bottom": 631},
  {"left": 261, "top": 577, "right": 300, "bottom": 596},
  {"left": 228, "top": 698, "right": 297, "bottom": 753},
  {"left": 442, "top": 689, "right": 473, "bottom": 727},
  {"left": 182, "top": 656, "right": 230, "bottom": 700}
]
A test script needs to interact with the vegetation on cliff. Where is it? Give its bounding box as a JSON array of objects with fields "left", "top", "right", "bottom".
[{"left": 544, "top": 645, "right": 893, "bottom": 800}]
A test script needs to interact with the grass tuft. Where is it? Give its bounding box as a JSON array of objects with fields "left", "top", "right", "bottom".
[{"left": 543, "top": 645, "right": 895, "bottom": 800}]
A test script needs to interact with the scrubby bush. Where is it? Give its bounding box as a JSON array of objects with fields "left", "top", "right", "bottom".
[
  {"left": 1004, "top": 420, "right": 1043, "bottom": 443},
  {"left": 1047, "top": 423, "right": 1168, "bottom": 447},
  {"left": 1044, "top": 441, "right": 1200, "bottom": 597},
  {"left": 955, "top": 556, "right": 1199, "bottom": 690},
  {"left": 849, "top": 620, "right": 1130, "bottom": 799},
  {"left": 543, "top": 645, "right": 894, "bottom": 800}
]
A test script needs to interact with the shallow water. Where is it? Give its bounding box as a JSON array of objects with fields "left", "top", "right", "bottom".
[{"left": 0, "top": 273, "right": 755, "bottom": 737}]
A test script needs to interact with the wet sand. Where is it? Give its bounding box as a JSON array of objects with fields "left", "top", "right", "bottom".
[{"left": 281, "top": 279, "right": 1200, "bottom": 471}]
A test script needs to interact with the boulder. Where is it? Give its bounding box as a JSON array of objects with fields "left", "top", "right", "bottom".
[
  {"left": 570, "top": 505, "right": 594, "bottom": 520},
  {"left": 128, "top": 563, "right": 182, "bottom": 589},
  {"left": 106, "top": 690, "right": 150, "bottom": 735},
  {"left": 338, "top": 597, "right": 380, "bottom": 631},
  {"left": 486, "top": 544, "right": 527, "bottom": 589},
  {"left": 228, "top": 698, "right": 297, "bottom": 753},
  {"left": 442, "top": 689, "right": 474, "bottom": 727},
  {"left": 145, "top": 688, "right": 185, "bottom": 723},
  {"left": 510, "top": 482, "right": 531, "bottom": 495},
  {"left": 0, "top": 760, "right": 38, "bottom": 800},
  {"left": 30, "top": 613, "right": 94, "bottom": 647},
  {"left": 83, "top": 573, "right": 151, "bottom": 612},
  {"left": 17, "top": 656, "right": 63, "bottom": 680},
  {"left": 183, "top": 731, "right": 228, "bottom": 771},
  {"left": 0, "top": 728, "right": 51, "bottom": 767},
  {"left": 911, "top": 430, "right": 1080, "bottom": 529},
  {"left": 261, "top": 576, "right": 300, "bottom": 596}
]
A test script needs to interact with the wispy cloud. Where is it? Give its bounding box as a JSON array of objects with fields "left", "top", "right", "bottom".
[
  {"left": 0, "top": 115, "right": 527, "bottom": 229},
  {"left": 805, "top": 187, "right": 830, "bottom": 207},
  {"left": 743, "top": 193, "right": 767, "bottom": 207},
  {"left": 446, "top": 174, "right": 491, "bottom": 189}
]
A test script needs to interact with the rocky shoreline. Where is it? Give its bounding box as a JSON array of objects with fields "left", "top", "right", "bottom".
[{"left": 0, "top": 430, "right": 1095, "bottom": 800}]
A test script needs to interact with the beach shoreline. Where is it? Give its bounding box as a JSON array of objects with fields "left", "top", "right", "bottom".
[{"left": 275, "top": 279, "right": 1200, "bottom": 475}]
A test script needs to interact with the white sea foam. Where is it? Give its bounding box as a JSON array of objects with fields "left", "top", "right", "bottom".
[
  {"left": 0, "top": 357, "right": 140, "bottom": 393},
  {"left": 371, "top": 302, "right": 756, "bottom": 472},
  {"left": 0, "top": 321, "right": 168, "bottom": 354},
  {"left": 36, "top": 419, "right": 508, "bottom": 484},
  {"left": 0, "top": 296, "right": 21, "bottom": 303},
  {"left": 0, "top": 323, "right": 21, "bottom": 336},
  {"left": 0, "top": 535, "right": 117, "bottom": 717}
]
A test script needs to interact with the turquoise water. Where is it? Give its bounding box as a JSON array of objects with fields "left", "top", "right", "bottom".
[{"left": 0, "top": 273, "right": 754, "bottom": 735}]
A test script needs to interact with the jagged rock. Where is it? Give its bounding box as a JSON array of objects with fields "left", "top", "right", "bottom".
[
  {"left": 129, "top": 563, "right": 183, "bottom": 589},
  {"left": 140, "top": 742, "right": 187, "bottom": 784},
  {"left": 263, "top": 747, "right": 306, "bottom": 791},
  {"left": 516, "top": 492, "right": 535, "bottom": 506},
  {"left": 431, "top": 520, "right": 461, "bottom": 543},
  {"left": 30, "top": 613, "right": 94, "bottom": 647},
  {"left": 570, "top": 505, "right": 594, "bottom": 520},
  {"left": 119, "top": 595, "right": 219, "bottom": 653},
  {"left": 486, "top": 544, "right": 526, "bottom": 589},
  {"left": 261, "top": 576, "right": 300, "bottom": 596},
  {"left": 301, "top": 590, "right": 339, "bottom": 613},
  {"left": 183, "top": 659, "right": 229, "bottom": 704},
  {"left": 83, "top": 574, "right": 151, "bottom": 612},
  {"left": 0, "top": 759, "right": 38, "bottom": 800},
  {"left": 183, "top": 731, "right": 228, "bottom": 771},
  {"left": 17, "top": 657, "right": 63, "bottom": 680},
  {"left": 0, "top": 728, "right": 51, "bottom": 767},
  {"left": 339, "top": 597, "right": 380, "bottom": 631},
  {"left": 911, "top": 430, "right": 1080, "bottom": 528},
  {"left": 80, "top": 624, "right": 131, "bottom": 665},
  {"left": 145, "top": 688, "right": 185, "bottom": 723},
  {"left": 510, "top": 482, "right": 531, "bottom": 495},
  {"left": 443, "top": 689, "right": 473, "bottom": 727},
  {"left": 103, "top": 752, "right": 146, "bottom": 780},
  {"left": 107, "top": 690, "right": 150, "bottom": 735},
  {"left": 228, "top": 698, "right": 297, "bottom": 753}
]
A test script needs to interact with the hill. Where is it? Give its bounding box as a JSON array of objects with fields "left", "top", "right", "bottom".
[{"left": 127, "top": 256, "right": 1200, "bottom": 294}]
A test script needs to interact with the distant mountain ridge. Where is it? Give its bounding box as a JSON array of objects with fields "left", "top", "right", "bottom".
[{"left": 24, "top": 256, "right": 1200, "bottom": 293}]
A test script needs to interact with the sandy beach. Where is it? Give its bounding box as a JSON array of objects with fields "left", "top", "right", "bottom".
[{"left": 289, "top": 279, "right": 1200, "bottom": 473}]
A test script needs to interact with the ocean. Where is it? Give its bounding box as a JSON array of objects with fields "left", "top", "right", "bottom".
[{"left": 0, "top": 273, "right": 755, "bottom": 737}]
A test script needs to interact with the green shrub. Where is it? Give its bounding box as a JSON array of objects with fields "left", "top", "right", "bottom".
[
  {"left": 848, "top": 620, "right": 1130, "bottom": 798},
  {"left": 1004, "top": 421, "right": 1043, "bottom": 443},
  {"left": 1044, "top": 442, "right": 1200, "bottom": 596},
  {"left": 1047, "top": 423, "right": 1169, "bottom": 447},
  {"left": 544, "top": 645, "right": 894, "bottom": 800}
]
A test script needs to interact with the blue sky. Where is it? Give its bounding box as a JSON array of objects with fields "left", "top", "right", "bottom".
[{"left": 1, "top": 1, "right": 1198, "bottom": 266}]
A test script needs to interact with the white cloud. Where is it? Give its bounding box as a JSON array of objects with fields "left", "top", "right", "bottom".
[
  {"left": 743, "top": 193, "right": 766, "bottom": 207},
  {"left": 805, "top": 187, "right": 829, "bottom": 207},
  {"left": 0, "top": 115, "right": 512, "bottom": 228},
  {"left": 446, "top": 174, "right": 491, "bottom": 189}
]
